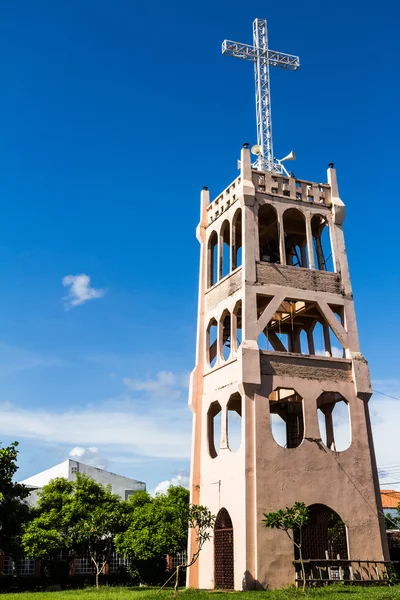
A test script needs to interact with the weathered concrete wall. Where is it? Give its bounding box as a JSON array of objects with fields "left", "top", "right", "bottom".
[
  {"left": 205, "top": 269, "right": 242, "bottom": 312},
  {"left": 256, "top": 262, "right": 342, "bottom": 295},
  {"left": 260, "top": 351, "right": 353, "bottom": 382}
]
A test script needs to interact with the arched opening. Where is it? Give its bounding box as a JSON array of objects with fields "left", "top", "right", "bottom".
[
  {"left": 299, "top": 329, "right": 309, "bottom": 355},
  {"left": 258, "top": 203, "right": 280, "bottom": 263},
  {"left": 301, "top": 504, "right": 348, "bottom": 560},
  {"left": 207, "top": 319, "right": 218, "bottom": 368},
  {"left": 317, "top": 392, "right": 351, "bottom": 451},
  {"left": 221, "top": 220, "right": 230, "bottom": 278},
  {"left": 311, "top": 214, "right": 334, "bottom": 272},
  {"left": 208, "top": 401, "right": 222, "bottom": 458},
  {"left": 214, "top": 508, "right": 234, "bottom": 589},
  {"left": 221, "top": 311, "right": 231, "bottom": 361},
  {"left": 233, "top": 301, "right": 242, "bottom": 351},
  {"left": 232, "top": 209, "right": 242, "bottom": 269},
  {"left": 311, "top": 320, "right": 344, "bottom": 358},
  {"left": 208, "top": 231, "right": 218, "bottom": 287},
  {"left": 283, "top": 208, "right": 308, "bottom": 268},
  {"left": 269, "top": 388, "right": 304, "bottom": 448},
  {"left": 227, "top": 393, "right": 242, "bottom": 452}
]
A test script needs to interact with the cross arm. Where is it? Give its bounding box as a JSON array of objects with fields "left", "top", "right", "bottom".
[
  {"left": 267, "top": 50, "right": 300, "bottom": 71},
  {"left": 222, "top": 40, "right": 300, "bottom": 71},
  {"left": 222, "top": 40, "right": 256, "bottom": 61}
]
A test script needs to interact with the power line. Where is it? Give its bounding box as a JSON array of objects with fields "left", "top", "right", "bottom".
[
  {"left": 380, "top": 482, "right": 400, "bottom": 486},
  {"left": 373, "top": 389, "right": 400, "bottom": 402}
]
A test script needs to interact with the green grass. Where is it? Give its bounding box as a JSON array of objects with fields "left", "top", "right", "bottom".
[{"left": 1, "top": 587, "right": 400, "bottom": 600}]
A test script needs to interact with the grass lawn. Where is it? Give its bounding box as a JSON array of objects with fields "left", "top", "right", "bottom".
[{"left": 1, "top": 587, "right": 400, "bottom": 600}]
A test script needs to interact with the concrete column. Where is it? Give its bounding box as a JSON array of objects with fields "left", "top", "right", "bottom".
[
  {"left": 278, "top": 213, "right": 286, "bottom": 265},
  {"left": 231, "top": 216, "right": 236, "bottom": 270},
  {"left": 305, "top": 214, "right": 315, "bottom": 269},
  {"left": 292, "top": 328, "right": 301, "bottom": 353},
  {"left": 300, "top": 242, "right": 307, "bottom": 269},
  {"left": 323, "top": 405, "right": 335, "bottom": 449},
  {"left": 218, "top": 228, "right": 223, "bottom": 281},
  {"left": 323, "top": 324, "right": 332, "bottom": 356},
  {"left": 220, "top": 405, "right": 228, "bottom": 449},
  {"left": 307, "top": 328, "right": 315, "bottom": 355},
  {"left": 217, "top": 318, "right": 223, "bottom": 366}
]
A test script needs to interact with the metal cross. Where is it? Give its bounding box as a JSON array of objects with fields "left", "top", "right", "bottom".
[{"left": 222, "top": 18, "right": 300, "bottom": 173}]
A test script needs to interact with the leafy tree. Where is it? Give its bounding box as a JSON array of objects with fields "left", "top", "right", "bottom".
[
  {"left": 22, "top": 473, "right": 125, "bottom": 588},
  {"left": 262, "top": 502, "right": 310, "bottom": 591},
  {"left": 0, "top": 441, "right": 31, "bottom": 563},
  {"left": 115, "top": 486, "right": 190, "bottom": 564},
  {"left": 385, "top": 510, "right": 400, "bottom": 531}
]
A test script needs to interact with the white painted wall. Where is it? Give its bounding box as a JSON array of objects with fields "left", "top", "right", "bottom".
[{"left": 21, "top": 460, "right": 146, "bottom": 506}]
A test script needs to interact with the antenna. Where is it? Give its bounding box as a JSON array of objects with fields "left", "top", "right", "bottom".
[{"left": 222, "top": 19, "right": 300, "bottom": 174}]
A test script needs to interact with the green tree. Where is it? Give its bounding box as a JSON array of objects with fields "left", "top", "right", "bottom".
[
  {"left": 262, "top": 502, "right": 310, "bottom": 591},
  {"left": 22, "top": 473, "right": 125, "bottom": 588},
  {"left": 385, "top": 510, "right": 400, "bottom": 531},
  {"left": 0, "top": 441, "right": 31, "bottom": 563},
  {"left": 115, "top": 486, "right": 190, "bottom": 564}
]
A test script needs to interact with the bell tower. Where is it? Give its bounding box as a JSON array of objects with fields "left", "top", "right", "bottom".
[{"left": 187, "top": 17, "right": 388, "bottom": 591}]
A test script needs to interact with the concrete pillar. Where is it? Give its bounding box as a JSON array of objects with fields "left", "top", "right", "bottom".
[
  {"left": 278, "top": 213, "right": 286, "bottom": 265},
  {"left": 221, "top": 404, "right": 228, "bottom": 449},
  {"left": 305, "top": 214, "right": 315, "bottom": 269},
  {"left": 307, "top": 328, "right": 315, "bottom": 355},
  {"left": 323, "top": 324, "right": 332, "bottom": 356}
]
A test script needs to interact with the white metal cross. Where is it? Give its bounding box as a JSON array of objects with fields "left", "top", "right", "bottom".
[{"left": 222, "top": 18, "right": 300, "bottom": 173}]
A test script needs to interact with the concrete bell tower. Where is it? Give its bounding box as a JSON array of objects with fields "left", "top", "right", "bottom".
[
  {"left": 187, "top": 17, "right": 389, "bottom": 590},
  {"left": 187, "top": 148, "right": 389, "bottom": 590}
]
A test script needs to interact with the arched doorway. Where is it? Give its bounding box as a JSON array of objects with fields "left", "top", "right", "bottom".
[
  {"left": 301, "top": 504, "right": 348, "bottom": 559},
  {"left": 214, "top": 508, "right": 234, "bottom": 588}
]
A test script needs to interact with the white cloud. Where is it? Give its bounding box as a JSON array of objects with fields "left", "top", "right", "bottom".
[
  {"left": 123, "top": 371, "right": 189, "bottom": 402},
  {"left": 124, "top": 371, "right": 189, "bottom": 393},
  {"left": 154, "top": 470, "right": 190, "bottom": 495},
  {"left": 62, "top": 274, "right": 106, "bottom": 309},
  {"left": 315, "top": 346, "right": 343, "bottom": 358},
  {"left": 0, "top": 401, "right": 191, "bottom": 460},
  {"left": 69, "top": 446, "right": 110, "bottom": 470}
]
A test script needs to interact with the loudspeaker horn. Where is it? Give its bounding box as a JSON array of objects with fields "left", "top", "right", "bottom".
[
  {"left": 280, "top": 150, "right": 296, "bottom": 162},
  {"left": 251, "top": 144, "right": 262, "bottom": 156}
]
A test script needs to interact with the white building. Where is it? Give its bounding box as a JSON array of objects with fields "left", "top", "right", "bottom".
[{"left": 20, "top": 459, "right": 146, "bottom": 506}]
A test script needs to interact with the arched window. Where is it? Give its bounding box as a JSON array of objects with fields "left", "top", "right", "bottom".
[
  {"left": 299, "top": 329, "right": 309, "bottom": 355},
  {"left": 269, "top": 388, "right": 304, "bottom": 448},
  {"left": 207, "top": 401, "right": 222, "bottom": 458},
  {"left": 214, "top": 508, "right": 234, "bottom": 589},
  {"left": 300, "top": 504, "right": 348, "bottom": 560},
  {"left": 220, "top": 311, "right": 231, "bottom": 361},
  {"left": 221, "top": 220, "right": 230, "bottom": 278},
  {"left": 227, "top": 393, "right": 242, "bottom": 452},
  {"left": 207, "top": 319, "right": 218, "bottom": 368},
  {"left": 208, "top": 231, "right": 218, "bottom": 287},
  {"left": 283, "top": 208, "right": 308, "bottom": 268},
  {"left": 317, "top": 392, "right": 351, "bottom": 451},
  {"left": 233, "top": 301, "right": 242, "bottom": 351},
  {"left": 232, "top": 209, "right": 242, "bottom": 269},
  {"left": 258, "top": 203, "right": 280, "bottom": 263},
  {"left": 311, "top": 320, "right": 344, "bottom": 358},
  {"left": 311, "top": 214, "right": 334, "bottom": 272}
]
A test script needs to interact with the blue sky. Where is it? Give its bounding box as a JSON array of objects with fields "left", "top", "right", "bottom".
[{"left": 0, "top": 0, "right": 400, "bottom": 492}]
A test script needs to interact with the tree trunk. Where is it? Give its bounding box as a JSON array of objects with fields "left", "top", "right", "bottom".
[
  {"left": 96, "top": 569, "right": 99, "bottom": 589},
  {"left": 298, "top": 540, "right": 306, "bottom": 592},
  {"left": 174, "top": 565, "right": 181, "bottom": 594}
]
